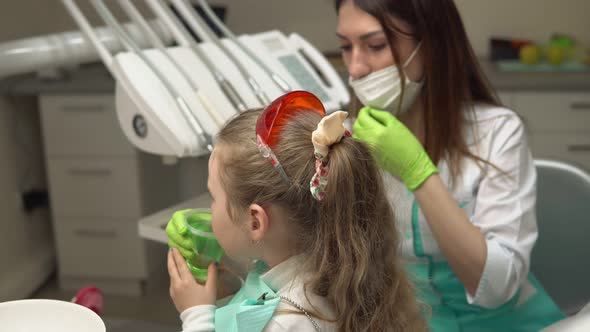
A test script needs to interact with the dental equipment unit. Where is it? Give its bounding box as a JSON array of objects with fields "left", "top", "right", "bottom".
[{"left": 0, "top": 0, "right": 350, "bottom": 158}]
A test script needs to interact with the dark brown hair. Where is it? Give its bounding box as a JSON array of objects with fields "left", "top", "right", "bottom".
[
  {"left": 336, "top": 0, "right": 501, "bottom": 181},
  {"left": 216, "top": 109, "right": 427, "bottom": 331}
]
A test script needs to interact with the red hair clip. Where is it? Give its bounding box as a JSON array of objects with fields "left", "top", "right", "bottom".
[{"left": 256, "top": 91, "right": 326, "bottom": 182}]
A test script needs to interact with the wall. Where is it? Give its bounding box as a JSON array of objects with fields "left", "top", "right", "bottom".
[
  {"left": 0, "top": 0, "right": 338, "bottom": 53},
  {"left": 457, "top": 0, "right": 590, "bottom": 56},
  {"left": 0, "top": 1, "right": 154, "bottom": 42},
  {"left": 0, "top": 0, "right": 590, "bottom": 55},
  {"left": 0, "top": 1, "right": 587, "bottom": 56}
]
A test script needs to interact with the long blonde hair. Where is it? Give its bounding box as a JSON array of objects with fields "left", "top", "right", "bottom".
[{"left": 216, "top": 109, "right": 426, "bottom": 331}]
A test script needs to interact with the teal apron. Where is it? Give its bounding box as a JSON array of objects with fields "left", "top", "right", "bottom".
[
  {"left": 408, "top": 200, "right": 565, "bottom": 331},
  {"left": 215, "top": 261, "right": 281, "bottom": 332}
]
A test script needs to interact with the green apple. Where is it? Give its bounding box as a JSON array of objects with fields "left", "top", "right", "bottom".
[
  {"left": 550, "top": 36, "right": 574, "bottom": 49},
  {"left": 547, "top": 45, "right": 567, "bottom": 65},
  {"left": 519, "top": 44, "right": 541, "bottom": 65}
]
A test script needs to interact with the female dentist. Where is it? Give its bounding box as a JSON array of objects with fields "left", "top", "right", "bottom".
[{"left": 335, "top": 0, "right": 565, "bottom": 330}]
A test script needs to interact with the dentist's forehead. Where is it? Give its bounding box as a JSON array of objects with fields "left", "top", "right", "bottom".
[
  {"left": 336, "top": 2, "right": 383, "bottom": 39},
  {"left": 337, "top": 1, "right": 415, "bottom": 38}
]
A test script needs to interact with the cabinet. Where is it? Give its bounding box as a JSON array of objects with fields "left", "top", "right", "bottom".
[
  {"left": 0, "top": 96, "right": 54, "bottom": 301},
  {"left": 40, "top": 94, "right": 180, "bottom": 295},
  {"left": 497, "top": 91, "right": 590, "bottom": 171}
]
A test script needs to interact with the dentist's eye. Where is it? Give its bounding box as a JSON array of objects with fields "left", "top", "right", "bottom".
[
  {"left": 339, "top": 44, "right": 352, "bottom": 52},
  {"left": 369, "top": 44, "right": 387, "bottom": 51}
]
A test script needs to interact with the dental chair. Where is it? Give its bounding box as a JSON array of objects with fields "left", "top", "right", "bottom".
[{"left": 533, "top": 159, "right": 590, "bottom": 331}]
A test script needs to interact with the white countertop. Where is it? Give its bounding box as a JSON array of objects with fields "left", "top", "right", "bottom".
[{"left": 138, "top": 193, "right": 211, "bottom": 245}]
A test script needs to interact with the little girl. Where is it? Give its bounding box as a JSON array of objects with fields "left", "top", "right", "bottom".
[{"left": 166, "top": 91, "right": 426, "bottom": 331}]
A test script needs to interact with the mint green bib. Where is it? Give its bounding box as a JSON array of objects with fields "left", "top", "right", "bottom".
[{"left": 214, "top": 261, "right": 281, "bottom": 332}]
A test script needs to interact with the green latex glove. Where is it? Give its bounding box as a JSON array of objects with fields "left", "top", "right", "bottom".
[
  {"left": 166, "top": 209, "right": 195, "bottom": 260},
  {"left": 353, "top": 106, "right": 439, "bottom": 191}
]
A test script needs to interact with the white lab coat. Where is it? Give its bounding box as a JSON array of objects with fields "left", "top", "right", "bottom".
[
  {"left": 180, "top": 255, "right": 336, "bottom": 331},
  {"left": 386, "top": 103, "right": 539, "bottom": 309}
]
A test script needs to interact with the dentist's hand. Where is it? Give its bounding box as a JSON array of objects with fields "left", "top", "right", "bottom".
[
  {"left": 353, "top": 106, "right": 438, "bottom": 191},
  {"left": 166, "top": 209, "right": 195, "bottom": 260}
]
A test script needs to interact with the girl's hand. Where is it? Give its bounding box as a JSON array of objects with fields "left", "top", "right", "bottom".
[
  {"left": 168, "top": 248, "right": 217, "bottom": 313},
  {"left": 353, "top": 106, "right": 438, "bottom": 191}
]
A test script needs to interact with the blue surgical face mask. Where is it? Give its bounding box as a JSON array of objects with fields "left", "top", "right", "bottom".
[{"left": 349, "top": 42, "right": 423, "bottom": 113}]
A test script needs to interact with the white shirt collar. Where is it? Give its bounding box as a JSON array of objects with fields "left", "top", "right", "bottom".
[{"left": 260, "top": 255, "right": 305, "bottom": 292}]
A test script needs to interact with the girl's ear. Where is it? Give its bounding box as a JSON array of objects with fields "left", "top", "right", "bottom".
[{"left": 246, "top": 204, "right": 270, "bottom": 242}]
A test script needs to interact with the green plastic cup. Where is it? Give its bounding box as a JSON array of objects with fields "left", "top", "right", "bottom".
[{"left": 184, "top": 209, "right": 224, "bottom": 282}]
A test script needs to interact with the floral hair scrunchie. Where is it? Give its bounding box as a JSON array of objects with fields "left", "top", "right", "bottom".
[{"left": 310, "top": 111, "right": 350, "bottom": 201}]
